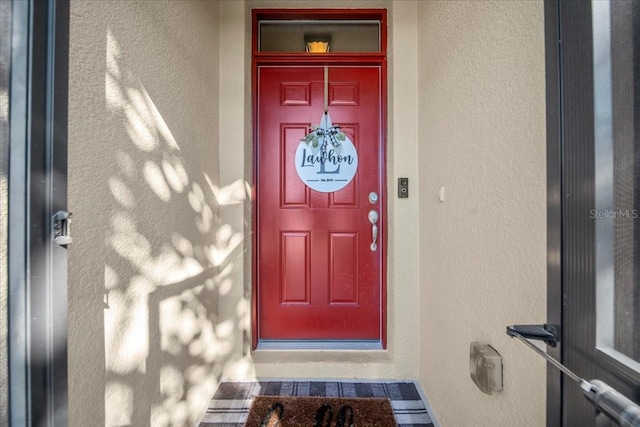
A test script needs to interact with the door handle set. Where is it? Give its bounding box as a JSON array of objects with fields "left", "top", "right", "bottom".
[{"left": 368, "top": 210, "right": 378, "bottom": 252}]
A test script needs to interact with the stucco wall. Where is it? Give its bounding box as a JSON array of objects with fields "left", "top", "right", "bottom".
[
  {"left": 68, "top": 1, "right": 221, "bottom": 426},
  {"left": 67, "top": 0, "right": 548, "bottom": 425},
  {"left": 417, "top": 1, "right": 547, "bottom": 426}
]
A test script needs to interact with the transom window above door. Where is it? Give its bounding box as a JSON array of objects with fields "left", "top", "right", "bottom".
[
  {"left": 253, "top": 10, "right": 387, "bottom": 55},
  {"left": 259, "top": 21, "right": 381, "bottom": 53}
]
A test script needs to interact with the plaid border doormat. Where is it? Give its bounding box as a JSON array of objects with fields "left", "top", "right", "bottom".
[{"left": 199, "top": 381, "right": 435, "bottom": 427}]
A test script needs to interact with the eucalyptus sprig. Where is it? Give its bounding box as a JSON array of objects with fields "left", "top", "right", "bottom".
[{"left": 301, "top": 124, "right": 347, "bottom": 155}]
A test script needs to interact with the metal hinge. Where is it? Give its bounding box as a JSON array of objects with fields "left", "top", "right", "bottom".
[{"left": 52, "top": 210, "right": 72, "bottom": 246}]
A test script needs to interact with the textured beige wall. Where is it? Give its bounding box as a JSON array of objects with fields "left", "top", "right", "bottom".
[
  {"left": 67, "top": 0, "right": 548, "bottom": 425},
  {"left": 68, "top": 1, "right": 221, "bottom": 426},
  {"left": 417, "top": 1, "right": 547, "bottom": 426}
]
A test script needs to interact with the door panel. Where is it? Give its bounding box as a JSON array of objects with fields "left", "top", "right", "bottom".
[
  {"left": 329, "top": 232, "right": 358, "bottom": 304},
  {"left": 280, "top": 232, "right": 311, "bottom": 304},
  {"left": 257, "top": 66, "right": 382, "bottom": 341},
  {"left": 281, "top": 125, "right": 311, "bottom": 207}
]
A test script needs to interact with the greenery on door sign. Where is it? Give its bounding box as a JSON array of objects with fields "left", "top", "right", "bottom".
[{"left": 301, "top": 112, "right": 347, "bottom": 155}]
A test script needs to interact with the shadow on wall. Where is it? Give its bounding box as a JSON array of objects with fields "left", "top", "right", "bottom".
[{"left": 100, "top": 27, "right": 248, "bottom": 427}]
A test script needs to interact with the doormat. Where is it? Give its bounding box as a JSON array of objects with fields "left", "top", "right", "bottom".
[
  {"left": 199, "top": 381, "right": 435, "bottom": 426},
  {"left": 244, "top": 396, "right": 398, "bottom": 426}
]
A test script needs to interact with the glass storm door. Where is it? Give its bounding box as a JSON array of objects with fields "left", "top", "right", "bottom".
[{"left": 559, "top": 1, "right": 640, "bottom": 424}]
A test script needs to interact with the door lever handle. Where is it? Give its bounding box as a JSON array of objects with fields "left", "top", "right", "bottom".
[{"left": 368, "top": 210, "right": 379, "bottom": 251}]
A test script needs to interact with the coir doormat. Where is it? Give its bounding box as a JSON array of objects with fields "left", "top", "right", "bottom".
[{"left": 244, "top": 396, "right": 398, "bottom": 427}]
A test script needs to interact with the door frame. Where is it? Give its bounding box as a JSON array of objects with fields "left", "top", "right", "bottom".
[
  {"left": 251, "top": 9, "right": 388, "bottom": 349},
  {"left": 544, "top": 1, "right": 562, "bottom": 425},
  {"left": 4, "top": 0, "right": 70, "bottom": 425}
]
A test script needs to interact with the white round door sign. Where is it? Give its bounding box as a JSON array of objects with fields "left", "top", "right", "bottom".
[{"left": 294, "top": 113, "right": 358, "bottom": 193}]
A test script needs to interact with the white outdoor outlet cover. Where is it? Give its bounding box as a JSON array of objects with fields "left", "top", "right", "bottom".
[{"left": 470, "top": 341, "right": 503, "bottom": 395}]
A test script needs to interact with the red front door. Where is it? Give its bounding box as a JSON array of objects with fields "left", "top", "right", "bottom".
[{"left": 257, "top": 66, "right": 384, "bottom": 342}]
